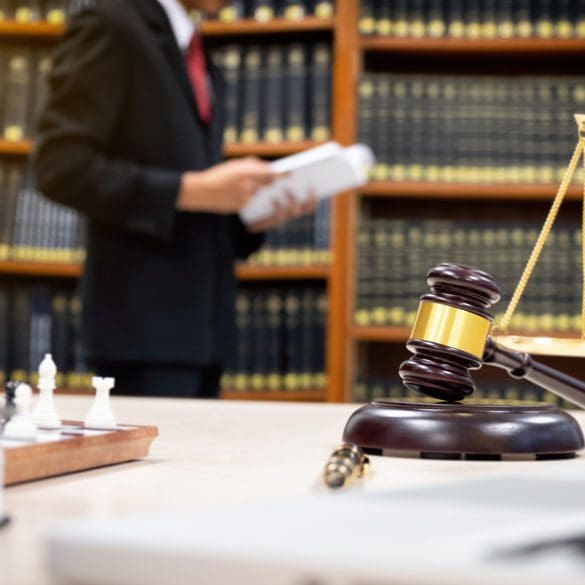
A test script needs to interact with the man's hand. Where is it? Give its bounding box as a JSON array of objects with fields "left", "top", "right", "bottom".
[
  {"left": 177, "top": 157, "right": 276, "bottom": 213},
  {"left": 247, "top": 191, "right": 318, "bottom": 233}
]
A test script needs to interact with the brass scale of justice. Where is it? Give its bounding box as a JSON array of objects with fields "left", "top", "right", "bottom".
[{"left": 342, "top": 114, "right": 585, "bottom": 465}]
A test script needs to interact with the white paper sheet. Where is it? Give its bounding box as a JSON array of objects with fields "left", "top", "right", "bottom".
[{"left": 240, "top": 142, "right": 375, "bottom": 224}]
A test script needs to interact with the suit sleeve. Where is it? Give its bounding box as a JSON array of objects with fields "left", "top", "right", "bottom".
[
  {"left": 233, "top": 216, "right": 265, "bottom": 260},
  {"left": 34, "top": 10, "right": 181, "bottom": 240}
]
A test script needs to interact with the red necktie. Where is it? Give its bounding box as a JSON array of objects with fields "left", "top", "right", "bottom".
[{"left": 185, "top": 34, "right": 212, "bottom": 124}]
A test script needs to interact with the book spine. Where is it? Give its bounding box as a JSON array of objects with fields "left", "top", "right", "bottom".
[
  {"left": 308, "top": 43, "right": 331, "bottom": 142},
  {"left": 284, "top": 44, "right": 307, "bottom": 142},
  {"left": 359, "top": 0, "right": 376, "bottom": 35},
  {"left": 2, "top": 49, "right": 33, "bottom": 141},
  {"left": 262, "top": 45, "right": 284, "bottom": 143},
  {"left": 239, "top": 46, "right": 262, "bottom": 144},
  {"left": 218, "top": 0, "right": 245, "bottom": 22}
]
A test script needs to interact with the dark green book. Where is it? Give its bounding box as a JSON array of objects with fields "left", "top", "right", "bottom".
[
  {"left": 262, "top": 45, "right": 284, "bottom": 143},
  {"left": 308, "top": 43, "right": 331, "bottom": 142},
  {"left": 240, "top": 46, "right": 262, "bottom": 144},
  {"left": 284, "top": 44, "right": 307, "bottom": 142}
]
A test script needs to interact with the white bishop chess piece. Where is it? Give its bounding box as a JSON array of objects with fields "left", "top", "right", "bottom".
[
  {"left": 32, "top": 353, "right": 61, "bottom": 429},
  {"left": 3, "top": 384, "right": 38, "bottom": 441},
  {"left": 85, "top": 377, "right": 117, "bottom": 430}
]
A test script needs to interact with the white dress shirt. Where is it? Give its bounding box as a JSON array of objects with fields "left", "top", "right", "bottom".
[{"left": 157, "top": 0, "right": 195, "bottom": 51}]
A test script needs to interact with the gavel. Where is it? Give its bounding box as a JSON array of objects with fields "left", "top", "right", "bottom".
[{"left": 399, "top": 263, "right": 585, "bottom": 409}]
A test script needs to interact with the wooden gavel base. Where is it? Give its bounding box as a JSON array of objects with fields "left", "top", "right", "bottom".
[{"left": 343, "top": 399, "right": 585, "bottom": 460}]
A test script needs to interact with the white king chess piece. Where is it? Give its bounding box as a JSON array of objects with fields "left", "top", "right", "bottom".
[
  {"left": 85, "top": 377, "right": 117, "bottom": 430},
  {"left": 3, "top": 384, "right": 38, "bottom": 441},
  {"left": 32, "top": 353, "right": 61, "bottom": 429}
]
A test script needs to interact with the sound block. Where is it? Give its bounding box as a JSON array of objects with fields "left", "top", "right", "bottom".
[{"left": 343, "top": 400, "right": 585, "bottom": 460}]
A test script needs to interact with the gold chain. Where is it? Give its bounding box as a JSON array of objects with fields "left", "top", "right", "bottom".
[{"left": 498, "top": 137, "right": 584, "bottom": 334}]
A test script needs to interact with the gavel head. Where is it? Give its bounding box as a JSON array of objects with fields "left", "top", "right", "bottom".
[{"left": 399, "top": 263, "right": 501, "bottom": 402}]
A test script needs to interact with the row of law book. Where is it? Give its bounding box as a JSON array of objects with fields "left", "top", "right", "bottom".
[
  {"left": 352, "top": 377, "right": 576, "bottom": 409},
  {"left": 0, "top": 283, "right": 91, "bottom": 390},
  {"left": 354, "top": 218, "right": 584, "bottom": 333},
  {"left": 0, "top": 162, "right": 327, "bottom": 268},
  {"left": 358, "top": 74, "right": 585, "bottom": 185},
  {"left": 247, "top": 199, "right": 330, "bottom": 266},
  {"left": 0, "top": 0, "right": 70, "bottom": 22},
  {"left": 0, "top": 161, "right": 86, "bottom": 263},
  {"left": 0, "top": 47, "right": 51, "bottom": 142},
  {"left": 212, "top": 0, "right": 334, "bottom": 22},
  {"left": 360, "top": 0, "right": 585, "bottom": 39},
  {"left": 212, "top": 43, "right": 331, "bottom": 145},
  {"left": 222, "top": 285, "right": 327, "bottom": 392}
]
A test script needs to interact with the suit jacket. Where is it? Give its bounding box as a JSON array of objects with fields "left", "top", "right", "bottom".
[{"left": 34, "top": 0, "right": 263, "bottom": 367}]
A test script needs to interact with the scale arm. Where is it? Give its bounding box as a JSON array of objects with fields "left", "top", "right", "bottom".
[{"left": 483, "top": 337, "right": 585, "bottom": 409}]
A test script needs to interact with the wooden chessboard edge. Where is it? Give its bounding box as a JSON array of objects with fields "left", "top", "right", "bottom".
[{"left": 4, "top": 423, "right": 158, "bottom": 486}]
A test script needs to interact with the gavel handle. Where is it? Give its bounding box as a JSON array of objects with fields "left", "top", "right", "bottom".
[{"left": 483, "top": 337, "right": 585, "bottom": 409}]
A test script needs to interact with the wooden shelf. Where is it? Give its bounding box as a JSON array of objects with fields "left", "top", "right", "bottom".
[
  {"left": 361, "top": 36, "right": 585, "bottom": 55},
  {"left": 0, "top": 140, "right": 324, "bottom": 159},
  {"left": 362, "top": 181, "right": 583, "bottom": 201},
  {"left": 0, "top": 21, "right": 64, "bottom": 37},
  {"left": 221, "top": 390, "right": 326, "bottom": 401},
  {"left": 0, "top": 260, "right": 81, "bottom": 278},
  {"left": 236, "top": 264, "right": 329, "bottom": 280},
  {"left": 200, "top": 16, "right": 334, "bottom": 36},
  {"left": 0, "top": 139, "right": 33, "bottom": 156},
  {"left": 0, "top": 261, "right": 330, "bottom": 281},
  {"left": 351, "top": 326, "right": 411, "bottom": 343},
  {"left": 223, "top": 140, "right": 323, "bottom": 158}
]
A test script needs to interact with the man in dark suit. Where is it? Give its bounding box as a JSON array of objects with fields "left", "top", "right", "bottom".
[{"left": 34, "top": 0, "right": 311, "bottom": 397}]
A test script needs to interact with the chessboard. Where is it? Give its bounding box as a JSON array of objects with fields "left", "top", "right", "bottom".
[{"left": 2, "top": 421, "right": 158, "bottom": 486}]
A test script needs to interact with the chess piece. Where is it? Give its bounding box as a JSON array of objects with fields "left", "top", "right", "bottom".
[
  {"left": 32, "top": 353, "right": 61, "bottom": 429},
  {"left": 343, "top": 263, "right": 585, "bottom": 458},
  {"left": 84, "top": 377, "right": 117, "bottom": 430},
  {"left": 3, "top": 384, "right": 39, "bottom": 441},
  {"left": 4, "top": 381, "right": 22, "bottom": 421}
]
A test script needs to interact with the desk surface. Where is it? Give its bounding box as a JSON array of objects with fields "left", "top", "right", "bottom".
[{"left": 3, "top": 396, "right": 585, "bottom": 585}]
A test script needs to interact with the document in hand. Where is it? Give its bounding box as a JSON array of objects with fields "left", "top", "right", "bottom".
[{"left": 240, "top": 142, "right": 375, "bottom": 224}]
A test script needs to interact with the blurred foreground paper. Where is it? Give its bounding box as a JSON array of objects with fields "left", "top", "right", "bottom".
[{"left": 240, "top": 142, "right": 375, "bottom": 224}]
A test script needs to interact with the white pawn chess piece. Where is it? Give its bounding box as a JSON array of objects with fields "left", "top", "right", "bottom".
[
  {"left": 32, "top": 353, "right": 61, "bottom": 429},
  {"left": 2, "top": 384, "right": 38, "bottom": 441},
  {"left": 84, "top": 377, "right": 117, "bottom": 430}
]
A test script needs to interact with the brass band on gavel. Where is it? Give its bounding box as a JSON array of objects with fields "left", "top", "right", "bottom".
[{"left": 410, "top": 301, "right": 492, "bottom": 359}]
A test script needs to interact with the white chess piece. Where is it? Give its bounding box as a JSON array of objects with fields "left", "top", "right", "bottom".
[
  {"left": 2, "top": 384, "right": 38, "bottom": 441},
  {"left": 84, "top": 377, "right": 117, "bottom": 430},
  {"left": 32, "top": 353, "right": 61, "bottom": 429}
]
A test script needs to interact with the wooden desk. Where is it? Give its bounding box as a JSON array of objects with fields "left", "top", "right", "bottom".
[{"left": 2, "top": 396, "right": 585, "bottom": 585}]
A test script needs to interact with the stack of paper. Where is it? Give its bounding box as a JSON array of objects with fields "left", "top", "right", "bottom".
[{"left": 240, "top": 142, "right": 375, "bottom": 224}]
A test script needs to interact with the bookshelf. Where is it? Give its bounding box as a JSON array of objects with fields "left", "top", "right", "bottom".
[
  {"left": 0, "top": 261, "right": 330, "bottom": 281},
  {"left": 0, "top": 139, "right": 320, "bottom": 159},
  {"left": 0, "top": 140, "right": 33, "bottom": 156},
  {"left": 337, "top": 0, "right": 585, "bottom": 406},
  {"left": 220, "top": 390, "right": 326, "bottom": 401},
  {"left": 360, "top": 37, "right": 585, "bottom": 55},
  {"left": 362, "top": 182, "right": 584, "bottom": 201},
  {"left": 0, "top": 21, "right": 64, "bottom": 37},
  {"left": 200, "top": 16, "right": 334, "bottom": 36},
  {"left": 0, "top": 8, "right": 338, "bottom": 400},
  {"left": 223, "top": 140, "right": 322, "bottom": 158},
  {"left": 4, "top": 2, "right": 585, "bottom": 405}
]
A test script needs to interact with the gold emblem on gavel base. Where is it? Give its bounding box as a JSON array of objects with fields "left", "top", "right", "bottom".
[{"left": 323, "top": 443, "right": 370, "bottom": 489}]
